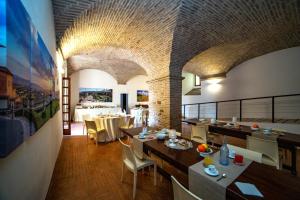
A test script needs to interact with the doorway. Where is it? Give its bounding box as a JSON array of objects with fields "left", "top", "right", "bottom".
[{"left": 120, "top": 93, "right": 129, "bottom": 114}]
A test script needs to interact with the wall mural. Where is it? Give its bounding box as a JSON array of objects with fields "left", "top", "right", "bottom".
[
  {"left": 79, "top": 88, "right": 113, "bottom": 103},
  {"left": 0, "top": 0, "right": 59, "bottom": 157},
  {"left": 137, "top": 90, "right": 149, "bottom": 102}
]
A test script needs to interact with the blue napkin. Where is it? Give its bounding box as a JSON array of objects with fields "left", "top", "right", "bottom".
[{"left": 235, "top": 182, "right": 263, "bottom": 197}]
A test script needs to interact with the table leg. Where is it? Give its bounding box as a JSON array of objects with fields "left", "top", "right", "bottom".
[{"left": 291, "top": 147, "right": 297, "bottom": 176}]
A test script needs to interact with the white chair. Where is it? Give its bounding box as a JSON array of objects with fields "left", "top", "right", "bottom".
[
  {"left": 227, "top": 144, "right": 262, "bottom": 163},
  {"left": 85, "top": 120, "right": 106, "bottom": 145},
  {"left": 246, "top": 136, "right": 281, "bottom": 169},
  {"left": 121, "top": 117, "right": 135, "bottom": 129},
  {"left": 135, "top": 109, "right": 143, "bottom": 125},
  {"left": 191, "top": 125, "right": 207, "bottom": 144},
  {"left": 82, "top": 114, "right": 92, "bottom": 135},
  {"left": 171, "top": 176, "right": 202, "bottom": 200},
  {"left": 119, "top": 139, "right": 157, "bottom": 199}
]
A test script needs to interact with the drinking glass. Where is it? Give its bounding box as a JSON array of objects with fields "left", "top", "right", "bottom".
[
  {"left": 203, "top": 156, "right": 214, "bottom": 167},
  {"left": 168, "top": 129, "right": 177, "bottom": 146}
]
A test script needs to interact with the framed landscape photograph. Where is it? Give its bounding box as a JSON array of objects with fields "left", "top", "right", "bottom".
[
  {"left": 0, "top": 0, "right": 59, "bottom": 157},
  {"left": 137, "top": 90, "right": 149, "bottom": 102},
  {"left": 79, "top": 88, "right": 113, "bottom": 102},
  {"left": 30, "top": 29, "right": 54, "bottom": 132}
]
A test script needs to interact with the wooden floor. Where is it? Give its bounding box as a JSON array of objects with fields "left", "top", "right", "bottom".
[
  {"left": 47, "top": 123, "right": 300, "bottom": 200},
  {"left": 46, "top": 136, "right": 172, "bottom": 200}
]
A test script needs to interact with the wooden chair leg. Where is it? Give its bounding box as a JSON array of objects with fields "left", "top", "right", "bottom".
[
  {"left": 154, "top": 163, "right": 157, "bottom": 186},
  {"left": 133, "top": 171, "right": 137, "bottom": 200},
  {"left": 160, "top": 160, "right": 163, "bottom": 182}
]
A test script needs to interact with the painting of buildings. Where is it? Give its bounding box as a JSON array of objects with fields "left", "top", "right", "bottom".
[
  {"left": 79, "top": 88, "right": 113, "bottom": 103},
  {"left": 0, "top": 0, "right": 59, "bottom": 157}
]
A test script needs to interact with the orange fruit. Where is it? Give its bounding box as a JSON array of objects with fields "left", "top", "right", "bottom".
[
  {"left": 198, "top": 145, "right": 206, "bottom": 152},
  {"left": 202, "top": 144, "right": 208, "bottom": 149}
]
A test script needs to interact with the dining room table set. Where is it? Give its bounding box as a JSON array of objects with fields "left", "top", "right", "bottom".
[
  {"left": 121, "top": 126, "right": 300, "bottom": 200},
  {"left": 93, "top": 114, "right": 131, "bottom": 141},
  {"left": 136, "top": 128, "right": 262, "bottom": 199},
  {"left": 132, "top": 128, "right": 192, "bottom": 159},
  {"left": 183, "top": 117, "right": 300, "bottom": 175},
  {"left": 73, "top": 105, "right": 123, "bottom": 122},
  {"left": 189, "top": 141, "right": 258, "bottom": 200}
]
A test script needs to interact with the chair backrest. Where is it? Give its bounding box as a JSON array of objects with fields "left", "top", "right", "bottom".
[
  {"left": 171, "top": 176, "right": 202, "bottom": 200},
  {"left": 118, "top": 138, "right": 137, "bottom": 169},
  {"left": 128, "top": 117, "right": 135, "bottom": 128},
  {"left": 227, "top": 144, "right": 262, "bottom": 163},
  {"left": 85, "top": 120, "right": 97, "bottom": 133},
  {"left": 246, "top": 135, "right": 279, "bottom": 163},
  {"left": 191, "top": 125, "right": 207, "bottom": 143}
]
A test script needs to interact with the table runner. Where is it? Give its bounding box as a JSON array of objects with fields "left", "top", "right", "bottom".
[
  {"left": 133, "top": 134, "right": 157, "bottom": 159},
  {"left": 189, "top": 151, "right": 252, "bottom": 200}
]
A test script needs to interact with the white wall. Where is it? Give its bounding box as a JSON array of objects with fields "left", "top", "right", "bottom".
[
  {"left": 183, "top": 47, "right": 300, "bottom": 104},
  {"left": 182, "top": 47, "right": 300, "bottom": 133},
  {"left": 0, "top": 1, "right": 63, "bottom": 200},
  {"left": 127, "top": 75, "right": 149, "bottom": 107},
  {"left": 70, "top": 69, "right": 148, "bottom": 116}
]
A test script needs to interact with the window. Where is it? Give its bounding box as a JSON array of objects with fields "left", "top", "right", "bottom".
[{"left": 195, "top": 75, "right": 201, "bottom": 86}]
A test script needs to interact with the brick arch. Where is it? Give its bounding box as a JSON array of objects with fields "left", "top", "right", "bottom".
[
  {"left": 58, "top": 0, "right": 182, "bottom": 79},
  {"left": 66, "top": 47, "right": 149, "bottom": 82},
  {"left": 171, "top": 0, "right": 300, "bottom": 78}
]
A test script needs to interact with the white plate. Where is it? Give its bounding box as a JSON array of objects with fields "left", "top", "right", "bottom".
[
  {"left": 204, "top": 168, "right": 219, "bottom": 177},
  {"left": 168, "top": 142, "right": 176, "bottom": 147},
  {"left": 197, "top": 148, "right": 213, "bottom": 157},
  {"left": 251, "top": 127, "right": 259, "bottom": 131},
  {"left": 138, "top": 135, "right": 146, "bottom": 139},
  {"left": 169, "top": 138, "right": 179, "bottom": 143}
]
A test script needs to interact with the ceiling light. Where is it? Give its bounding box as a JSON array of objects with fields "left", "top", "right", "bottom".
[{"left": 206, "top": 77, "right": 224, "bottom": 84}]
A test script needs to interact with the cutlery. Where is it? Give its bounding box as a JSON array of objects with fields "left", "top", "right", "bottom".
[{"left": 217, "top": 173, "right": 226, "bottom": 181}]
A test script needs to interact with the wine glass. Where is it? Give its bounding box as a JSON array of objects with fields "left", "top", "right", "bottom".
[{"left": 169, "top": 129, "right": 177, "bottom": 145}]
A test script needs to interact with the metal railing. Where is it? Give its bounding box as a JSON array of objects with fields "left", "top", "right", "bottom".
[{"left": 182, "top": 93, "right": 300, "bottom": 123}]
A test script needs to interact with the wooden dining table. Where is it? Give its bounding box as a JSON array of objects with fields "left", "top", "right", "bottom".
[
  {"left": 120, "top": 127, "right": 300, "bottom": 200},
  {"left": 183, "top": 118, "right": 300, "bottom": 175}
]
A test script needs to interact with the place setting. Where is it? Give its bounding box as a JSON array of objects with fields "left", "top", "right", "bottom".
[
  {"left": 164, "top": 129, "right": 193, "bottom": 150},
  {"left": 138, "top": 127, "right": 156, "bottom": 140}
]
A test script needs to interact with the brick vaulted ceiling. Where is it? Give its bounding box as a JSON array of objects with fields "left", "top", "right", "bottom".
[{"left": 52, "top": 0, "right": 300, "bottom": 81}]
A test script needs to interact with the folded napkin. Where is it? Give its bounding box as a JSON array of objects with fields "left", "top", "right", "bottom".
[{"left": 235, "top": 182, "right": 263, "bottom": 197}]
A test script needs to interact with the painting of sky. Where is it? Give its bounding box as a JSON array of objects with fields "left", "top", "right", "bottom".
[
  {"left": 0, "top": 0, "right": 59, "bottom": 157},
  {"left": 0, "top": 0, "right": 6, "bottom": 67}
]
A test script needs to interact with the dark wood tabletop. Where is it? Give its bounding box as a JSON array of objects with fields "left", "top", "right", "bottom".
[
  {"left": 207, "top": 122, "right": 300, "bottom": 175},
  {"left": 120, "top": 127, "right": 158, "bottom": 138},
  {"left": 182, "top": 118, "right": 300, "bottom": 148},
  {"left": 141, "top": 137, "right": 300, "bottom": 200},
  {"left": 227, "top": 162, "right": 300, "bottom": 200},
  {"left": 209, "top": 123, "right": 300, "bottom": 147},
  {"left": 208, "top": 124, "right": 252, "bottom": 139},
  {"left": 143, "top": 138, "right": 204, "bottom": 174}
]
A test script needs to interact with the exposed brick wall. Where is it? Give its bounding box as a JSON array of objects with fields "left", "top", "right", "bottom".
[
  {"left": 52, "top": 0, "right": 300, "bottom": 132},
  {"left": 148, "top": 76, "right": 182, "bottom": 131}
]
